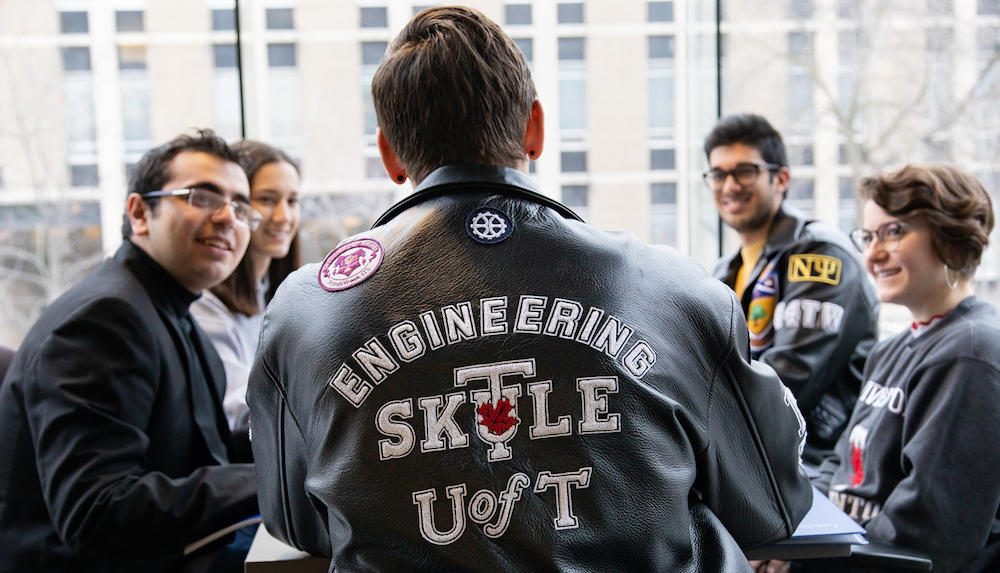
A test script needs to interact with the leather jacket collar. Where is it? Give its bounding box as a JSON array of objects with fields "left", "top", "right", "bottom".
[
  {"left": 762, "top": 203, "right": 812, "bottom": 259},
  {"left": 373, "top": 164, "right": 584, "bottom": 227}
]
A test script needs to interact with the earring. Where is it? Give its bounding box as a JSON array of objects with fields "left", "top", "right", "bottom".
[
  {"left": 944, "top": 264, "right": 959, "bottom": 290},
  {"left": 529, "top": 150, "right": 535, "bottom": 157},
  {"left": 397, "top": 175, "right": 405, "bottom": 182}
]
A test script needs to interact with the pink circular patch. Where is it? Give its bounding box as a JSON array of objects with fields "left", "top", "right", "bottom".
[{"left": 318, "top": 238, "right": 384, "bottom": 292}]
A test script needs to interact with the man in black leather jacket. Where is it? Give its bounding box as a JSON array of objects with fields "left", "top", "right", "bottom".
[
  {"left": 705, "top": 115, "right": 879, "bottom": 465},
  {"left": 248, "top": 7, "right": 812, "bottom": 572}
]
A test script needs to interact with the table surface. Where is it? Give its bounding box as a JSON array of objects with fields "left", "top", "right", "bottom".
[
  {"left": 245, "top": 487, "right": 864, "bottom": 570},
  {"left": 245, "top": 525, "right": 330, "bottom": 573}
]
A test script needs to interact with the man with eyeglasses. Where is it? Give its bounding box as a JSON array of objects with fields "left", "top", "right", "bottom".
[
  {"left": 0, "top": 129, "right": 259, "bottom": 573},
  {"left": 704, "top": 114, "right": 879, "bottom": 466}
]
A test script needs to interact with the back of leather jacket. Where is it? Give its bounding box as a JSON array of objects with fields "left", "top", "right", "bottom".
[{"left": 249, "top": 165, "right": 812, "bottom": 572}]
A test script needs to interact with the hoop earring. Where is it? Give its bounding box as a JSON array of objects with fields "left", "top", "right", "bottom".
[{"left": 944, "top": 265, "right": 959, "bottom": 290}]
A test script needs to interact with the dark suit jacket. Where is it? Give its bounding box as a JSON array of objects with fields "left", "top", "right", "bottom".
[
  {"left": 0, "top": 345, "right": 14, "bottom": 384},
  {"left": 0, "top": 241, "right": 258, "bottom": 573}
]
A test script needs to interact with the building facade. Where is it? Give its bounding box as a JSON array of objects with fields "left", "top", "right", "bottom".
[{"left": 1, "top": 0, "right": 998, "bottom": 344}]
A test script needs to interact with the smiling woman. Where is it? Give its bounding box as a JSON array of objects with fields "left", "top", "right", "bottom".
[
  {"left": 856, "top": 164, "right": 993, "bottom": 322},
  {"left": 189, "top": 140, "right": 302, "bottom": 449},
  {"left": 811, "top": 164, "right": 1000, "bottom": 573}
]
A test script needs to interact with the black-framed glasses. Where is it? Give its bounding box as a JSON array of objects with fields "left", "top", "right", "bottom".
[
  {"left": 703, "top": 162, "right": 782, "bottom": 190},
  {"left": 141, "top": 188, "right": 262, "bottom": 231},
  {"left": 850, "top": 221, "right": 911, "bottom": 253}
]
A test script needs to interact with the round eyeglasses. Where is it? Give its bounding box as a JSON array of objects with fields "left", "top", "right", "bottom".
[
  {"left": 142, "top": 187, "right": 262, "bottom": 231},
  {"left": 703, "top": 162, "right": 782, "bottom": 191},
  {"left": 850, "top": 221, "right": 911, "bottom": 253}
]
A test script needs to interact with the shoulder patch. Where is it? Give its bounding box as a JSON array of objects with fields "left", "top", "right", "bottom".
[
  {"left": 466, "top": 207, "right": 514, "bottom": 244},
  {"left": 748, "top": 261, "right": 779, "bottom": 356},
  {"left": 318, "top": 238, "right": 383, "bottom": 292},
  {"left": 788, "top": 254, "right": 841, "bottom": 285}
]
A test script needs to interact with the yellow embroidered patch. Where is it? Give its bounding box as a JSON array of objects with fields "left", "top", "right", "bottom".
[
  {"left": 788, "top": 254, "right": 842, "bottom": 285},
  {"left": 747, "top": 297, "right": 775, "bottom": 336}
]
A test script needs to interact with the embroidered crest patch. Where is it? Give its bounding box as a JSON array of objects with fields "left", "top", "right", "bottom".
[
  {"left": 788, "top": 254, "right": 842, "bottom": 285},
  {"left": 466, "top": 207, "right": 514, "bottom": 244},
  {"left": 748, "top": 261, "right": 779, "bottom": 357},
  {"left": 318, "top": 238, "right": 383, "bottom": 292}
]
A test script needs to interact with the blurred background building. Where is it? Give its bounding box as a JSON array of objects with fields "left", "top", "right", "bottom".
[{"left": 1, "top": 0, "right": 999, "bottom": 346}]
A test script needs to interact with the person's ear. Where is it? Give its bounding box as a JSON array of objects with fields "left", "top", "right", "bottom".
[
  {"left": 523, "top": 100, "right": 545, "bottom": 160},
  {"left": 773, "top": 166, "right": 791, "bottom": 197},
  {"left": 125, "top": 193, "right": 152, "bottom": 236},
  {"left": 377, "top": 128, "right": 408, "bottom": 185}
]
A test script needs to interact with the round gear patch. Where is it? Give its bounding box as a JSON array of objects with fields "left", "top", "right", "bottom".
[
  {"left": 466, "top": 207, "right": 514, "bottom": 244},
  {"left": 318, "top": 238, "right": 384, "bottom": 292}
]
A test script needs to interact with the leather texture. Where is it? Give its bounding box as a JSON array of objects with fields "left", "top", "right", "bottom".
[
  {"left": 250, "top": 164, "right": 813, "bottom": 572},
  {"left": 0, "top": 241, "right": 259, "bottom": 573}
]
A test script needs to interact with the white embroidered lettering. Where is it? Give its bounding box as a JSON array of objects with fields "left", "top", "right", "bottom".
[
  {"left": 329, "top": 364, "right": 372, "bottom": 407},
  {"left": 784, "top": 300, "right": 801, "bottom": 328},
  {"left": 782, "top": 386, "right": 807, "bottom": 460},
  {"left": 420, "top": 310, "right": 446, "bottom": 350},
  {"left": 514, "top": 296, "right": 547, "bottom": 334},
  {"left": 544, "top": 299, "right": 583, "bottom": 339},
  {"left": 578, "top": 377, "right": 621, "bottom": 434},
  {"left": 821, "top": 302, "right": 845, "bottom": 333},
  {"left": 859, "top": 380, "right": 877, "bottom": 403},
  {"left": 419, "top": 393, "right": 470, "bottom": 452},
  {"left": 467, "top": 490, "right": 497, "bottom": 524},
  {"left": 480, "top": 297, "right": 508, "bottom": 336},
  {"left": 389, "top": 321, "right": 426, "bottom": 362},
  {"left": 413, "top": 484, "right": 467, "bottom": 545},
  {"left": 622, "top": 340, "right": 656, "bottom": 378},
  {"left": 590, "top": 316, "right": 633, "bottom": 359},
  {"left": 800, "top": 299, "right": 822, "bottom": 329},
  {"left": 533, "top": 467, "right": 592, "bottom": 529},
  {"left": 443, "top": 303, "right": 477, "bottom": 344},
  {"left": 455, "top": 360, "right": 532, "bottom": 462},
  {"left": 527, "top": 381, "right": 572, "bottom": 439},
  {"left": 353, "top": 337, "right": 399, "bottom": 383},
  {"left": 482, "top": 473, "right": 531, "bottom": 538},
  {"left": 576, "top": 307, "right": 604, "bottom": 344},
  {"left": 887, "top": 388, "right": 905, "bottom": 414},
  {"left": 376, "top": 399, "right": 415, "bottom": 460}
]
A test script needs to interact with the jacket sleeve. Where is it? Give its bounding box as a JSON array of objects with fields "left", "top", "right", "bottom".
[
  {"left": 248, "top": 322, "right": 333, "bottom": 557},
  {"left": 759, "top": 241, "right": 877, "bottom": 431},
  {"left": 696, "top": 291, "right": 814, "bottom": 549},
  {"left": 25, "top": 297, "right": 258, "bottom": 558},
  {"left": 863, "top": 357, "right": 1000, "bottom": 573}
]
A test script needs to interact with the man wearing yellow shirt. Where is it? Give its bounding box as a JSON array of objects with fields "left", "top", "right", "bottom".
[{"left": 706, "top": 114, "right": 879, "bottom": 465}]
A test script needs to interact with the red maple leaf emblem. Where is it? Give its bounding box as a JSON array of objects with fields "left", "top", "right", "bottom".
[
  {"left": 477, "top": 398, "right": 517, "bottom": 435},
  {"left": 850, "top": 444, "right": 864, "bottom": 487}
]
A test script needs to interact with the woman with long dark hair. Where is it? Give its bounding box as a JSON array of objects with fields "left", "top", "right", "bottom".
[{"left": 191, "top": 140, "right": 302, "bottom": 434}]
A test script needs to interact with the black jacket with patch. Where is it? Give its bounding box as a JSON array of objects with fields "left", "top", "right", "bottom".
[
  {"left": 249, "top": 164, "right": 813, "bottom": 572},
  {"left": 713, "top": 204, "right": 879, "bottom": 465}
]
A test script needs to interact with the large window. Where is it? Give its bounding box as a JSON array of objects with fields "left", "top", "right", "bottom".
[
  {"left": 3, "top": 0, "right": 996, "bottom": 346},
  {"left": 722, "top": 0, "right": 1000, "bottom": 331}
]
